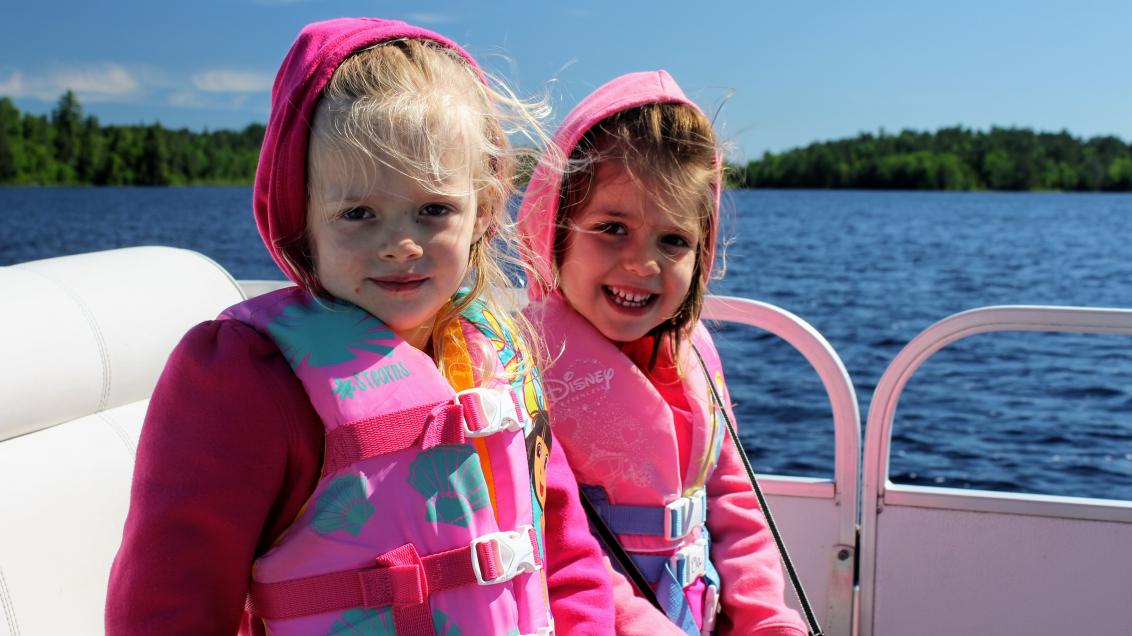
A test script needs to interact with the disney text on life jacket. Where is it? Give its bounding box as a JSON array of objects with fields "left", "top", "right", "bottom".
[{"left": 544, "top": 360, "right": 615, "bottom": 406}]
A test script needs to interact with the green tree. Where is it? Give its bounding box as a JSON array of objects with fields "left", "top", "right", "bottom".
[
  {"left": 22, "top": 113, "right": 58, "bottom": 184},
  {"left": 138, "top": 124, "right": 170, "bottom": 185},
  {"left": 1104, "top": 157, "right": 1132, "bottom": 191},
  {"left": 0, "top": 97, "right": 20, "bottom": 182},
  {"left": 77, "top": 115, "right": 106, "bottom": 183},
  {"left": 51, "top": 90, "right": 83, "bottom": 179},
  {"left": 739, "top": 126, "right": 1132, "bottom": 191}
]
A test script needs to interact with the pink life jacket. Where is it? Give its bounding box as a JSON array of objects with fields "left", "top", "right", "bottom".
[
  {"left": 223, "top": 287, "right": 555, "bottom": 636},
  {"left": 531, "top": 295, "right": 733, "bottom": 632}
]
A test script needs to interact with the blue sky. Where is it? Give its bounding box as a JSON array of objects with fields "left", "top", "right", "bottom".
[{"left": 2, "top": 0, "right": 1129, "bottom": 160}]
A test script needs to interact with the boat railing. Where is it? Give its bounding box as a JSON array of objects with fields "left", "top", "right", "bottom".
[
  {"left": 858, "top": 305, "right": 1132, "bottom": 636},
  {"left": 703, "top": 295, "right": 861, "bottom": 636}
]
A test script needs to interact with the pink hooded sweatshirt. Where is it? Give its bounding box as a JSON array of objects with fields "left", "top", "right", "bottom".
[
  {"left": 106, "top": 17, "right": 613, "bottom": 635},
  {"left": 517, "top": 71, "right": 807, "bottom": 636}
]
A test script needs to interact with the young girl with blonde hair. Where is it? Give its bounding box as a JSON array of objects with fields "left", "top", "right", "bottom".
[{"left": 107, "top": 17, "right": 611, "bottom": 635}]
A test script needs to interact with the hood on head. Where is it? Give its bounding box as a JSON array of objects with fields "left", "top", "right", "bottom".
[
  {"left": 516, "top": 70, "right": 722, "bottom": 301},
  {"left": 254, "top": 17, "right": 481, "bottom": 284}
]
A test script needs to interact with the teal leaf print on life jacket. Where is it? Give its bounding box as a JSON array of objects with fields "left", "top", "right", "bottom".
[
  {"left": 312, "top": 474, "right": 374, "bottom": 536},
  {"left": 432, "top": 608, "right": 462, "bottom": 636},
  {"left": 328, "top": 607, "right": 394, "bottom": 635},
  {"left": 268, "top": 299, "right": 396, "bottom": 369},
  {"left": 408, "top": 445, "right": 490, "bottom": 528}
]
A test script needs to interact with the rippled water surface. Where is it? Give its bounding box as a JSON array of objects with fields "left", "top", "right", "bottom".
[{"left": 3, "top": 187, "right": 1130, "bottom": 499}]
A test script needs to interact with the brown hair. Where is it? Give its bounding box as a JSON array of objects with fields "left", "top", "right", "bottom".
[{"left": 555, "top": 102, "right": 718, "bottom": 367}]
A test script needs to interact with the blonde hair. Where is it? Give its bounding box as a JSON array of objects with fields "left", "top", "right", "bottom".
[
  {"left": 555, "top": 102, "right": 719, "bottom": 367},
  {"left": 291, "top": 37, "right": 551, "bottom": 381}
]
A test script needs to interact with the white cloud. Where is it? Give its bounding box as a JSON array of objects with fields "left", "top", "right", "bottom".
[
  {"left": 56, "top": 65, "right": 141, "bottom": 101},
  {"left": 192, "top": 70, "right": 273, "bottom": 93},
  {"left": 0, "top": 64, "right": 141, "bottom": 102},
  {"left": 168, "top": 90, "right": 213, "bottom": 108},
  {"left": 405, "top": 13, "right": 457, "bottom": 25},
  {"left": 167, "top": 89, "right": 265, "bottom": 112},
  {"left": 0, "top": 71, "right": 24, "bottom": 96},
  {"left": 0, "top": 61, "right": 273, "bottom": 118}
]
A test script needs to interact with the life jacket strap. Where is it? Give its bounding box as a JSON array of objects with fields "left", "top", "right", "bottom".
[
  {"left": 628, "top": 537, "right": 711, "bottom": 588},
  {"left": 583, "top": 486, "right": 707, "bottom": 541},
  {"left": 471, "top": 524, "right": 543, "bottom": 584},
  {"left": 322, "top": 400, "right": 465, "bottom": 476},
  {"left": 322, "top": 387, "right": 523, "bottom": 476},
  {"left": 457, "top": 387, "right": 525, "bottom": 437},
  {"left": 632, "top": 539, "right": 719, "bottom": 636},
  {"left": 247, "top": 526, "right": 543, "bottom": 632},
  {"left": 662, "top": 489, "right": 708, "bottom": 541}
]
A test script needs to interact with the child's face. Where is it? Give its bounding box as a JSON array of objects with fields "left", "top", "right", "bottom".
[
  {"left": 307, "top": 148, "right": 488, "bottom": 349},
  {"left": 558, "top": 161, "right": 700, "bottom": 343}
]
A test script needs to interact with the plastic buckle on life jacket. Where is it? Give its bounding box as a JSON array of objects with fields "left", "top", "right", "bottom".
[
  {"left": 663, "top": 489, "right": 707, "bottom": 541},
  {"left": 457, "top": 387, "right": 523, "bottom": 438},
  {"left": 669, "top": 537, "right": 709, "bottom": 588},
  {"left": 701, "top": 583, "right": 720, "bottom": 635},
  {"left": 470, "top": 525, "right": 542, "bottom": 585}
]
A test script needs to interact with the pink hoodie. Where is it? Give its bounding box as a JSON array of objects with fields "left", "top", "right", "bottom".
[
  {"left": 517, "top": 71, "right": 807, "bottom": 636},
  {"left": 107, "top": 18, "right": 613, "bottom": 635},
  {"left": 253, "top": 17, "right": 478, "bottom": 285},
  {"left": 520, "top": 70, "right": 720, "bottom": 300}
]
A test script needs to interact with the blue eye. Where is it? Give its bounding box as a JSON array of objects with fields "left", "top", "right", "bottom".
[{"left": 340, "top": 207, "right": 373, "bottom": 221}]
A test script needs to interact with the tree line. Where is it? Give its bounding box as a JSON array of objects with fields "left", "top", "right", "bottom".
[
  {"left": 0, "top": 91, "right": 262, "bottom": 186},
  {"left": 727, "top": 126, "right": 1132, "bottom": 191},
  {"left": 4, "top": 92, "right": 1132, "bottom": 191}
]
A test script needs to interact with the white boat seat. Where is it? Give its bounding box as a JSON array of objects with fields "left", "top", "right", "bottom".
[{"left": 0, "top": 246, "right": 246, "bottom": 635}]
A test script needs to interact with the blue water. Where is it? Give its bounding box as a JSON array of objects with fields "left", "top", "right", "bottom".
[{"left": 3, "top": 187, "right": 1131, "bottom": 500}]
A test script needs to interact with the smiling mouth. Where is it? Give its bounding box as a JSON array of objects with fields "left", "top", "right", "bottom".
[{"left": 603, "top": 285, "right": 656, "bottom": 309}]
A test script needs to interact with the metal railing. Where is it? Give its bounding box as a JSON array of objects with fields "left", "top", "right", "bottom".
[
  {"left": 704, "top": 295, "right": 861, "bottom": 635},
  {"left": 858, "top": 305, "right": 1132, "bottom": 636}
]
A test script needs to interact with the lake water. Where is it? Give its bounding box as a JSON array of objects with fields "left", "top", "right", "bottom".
[{"left": 3, "top": 186, "right": 1130, "bottom": 499}]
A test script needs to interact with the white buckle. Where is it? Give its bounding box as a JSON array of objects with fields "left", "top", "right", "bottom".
[
  {"left": 456, "top": 387, "right": 523, "bottom": 438},
  {"left": 663, "top": 489, "right": 707, "bottom": 541},
  {"left": 470, "top": 525, "right": 542, "bottom": 585},
  {"left": 701, "top": 583, "right": 720, "bottom": 635},
  {"left": 669, "top": 537, "right": 709, "bottom": 588}
]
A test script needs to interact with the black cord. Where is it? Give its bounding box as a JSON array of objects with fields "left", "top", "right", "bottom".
[
  {"left": 579, "top": 491, "right": 663, "bottom": 611},
  {"left": 691, "top": 344, "right": 825, "bottom": 636}
]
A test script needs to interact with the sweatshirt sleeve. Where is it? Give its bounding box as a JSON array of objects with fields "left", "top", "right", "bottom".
[
  {"left": 105, "top": 320, "right": 324, "bottom": 636},
  {"left": 542, "top": 432, "right": 615, "bottom": 634},
  {"left": 705, "top": 389, "right": 807, "bottom": 636}
]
